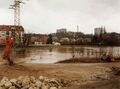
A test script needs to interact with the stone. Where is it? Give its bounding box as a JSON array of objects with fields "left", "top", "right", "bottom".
[
  {"left": 4, "top": 81, "right": 12, "bottom": 88},
  {"left": 22, "top": 85, "right": 30, "bottom": 89},
  {"left": 49, "top": 79, "right": 59, "bottom": 84},
  {"left": 30, "top": 76, "right": 36, "bottom": 83},
  {"left": 22, "top": 76, "right": 30, "bottom": 86},
  {"left": 29, "top": 87, "right": 33, "bottom": 89},
  {"left": 0, "top": 76, "right": 65, "bottom": 89},
  {"left": 17, "top": 76, "right": 24, "bottom": 85},
  {"left": 35, "top": 80, "right": 42, "bottom": 88},
  {"left": 41, "top": 83, "right": 49, "bottom": 89},
  {"left": 49, "top": 87, "right": 58, "bottom": 89},
  {"left": 9, "top": 86, "right": 16, "bottom": 89},
  {"left": 29, "top": 86, "right": 38, "bottom": 89},
  {"left": 10, "top": 79, "right": 17, "bottom": 84},
  {"left": 44, "top": 79, "right": 50, "bottom": 82},
  {"left": 17, "top": 76, "right": 24, "bottom": 81},
  {"left": 17, "top": 80, "right": 22, "bottom": 85},
  {"left": 39, "top": 76, "right": 45, "bottom": 82},
  {"left": 30, "top": 83, "right": 36, "bottom": 87},
  {"left": 0, "top": 77, "right": 9, "bottom": 86},
  {"left": 12, "top": 81, "right": 21, "bottom": 89}
]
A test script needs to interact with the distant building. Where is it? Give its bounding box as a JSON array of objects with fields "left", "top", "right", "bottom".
[
  {"left": 40, "top": 34, "right": 48, "bottom": 44},
  {"left": 24, "top": 33, "right": 48, "bottom": 45},
  {"left": 94, "top": 27, "right": 106, "bottom": 36},
  {"left": 56, "top": 28, "right": 67, "bottom": 33},
  {"left": 0, "top": 25, "right": 24, "bottom": 44}
]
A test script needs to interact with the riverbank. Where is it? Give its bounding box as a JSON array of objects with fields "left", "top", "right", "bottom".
[
  {"left": 28, "top": 44, "right": 120, "bottom": 48},
  {"left": 57, "top": 58, "right": 120, "bottom": 63},
  {"left": 0, "top": 63, "right": 120, "bottom": 88}
]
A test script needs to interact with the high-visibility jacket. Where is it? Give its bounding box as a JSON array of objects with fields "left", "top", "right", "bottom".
[{"left": 2, "top": 36, "right": 14, "bottom": 59}]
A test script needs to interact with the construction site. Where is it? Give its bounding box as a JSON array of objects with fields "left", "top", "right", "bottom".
[{"left": 0, "top": 0, "right": 120, "bottom": 89}]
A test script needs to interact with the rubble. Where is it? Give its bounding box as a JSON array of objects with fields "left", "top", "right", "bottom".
[{"left": 0, "top": 76, "right": 67, "bottom": 89}]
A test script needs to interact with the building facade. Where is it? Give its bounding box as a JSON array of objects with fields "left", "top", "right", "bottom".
[
  {"left": 56, "top": 28, "right": 67, "bottom": 33},
  {"left": 0, "top": 25, "right": 24, "bottom": 45},
  {"left": 24, "top": 33, "right": 48, "bottom": 45}
]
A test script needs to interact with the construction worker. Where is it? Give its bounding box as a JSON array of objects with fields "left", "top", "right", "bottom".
[{"left": 0, "top": 35, "right": 14, "bottom": 65}]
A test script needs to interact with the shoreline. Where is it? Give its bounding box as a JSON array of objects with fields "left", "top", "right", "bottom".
[
  {"left": 0, "top": 44, "right": 117, "bottom": 48},
  {"left": 57, "top": 57, "right": 120, "bottom": 63}
]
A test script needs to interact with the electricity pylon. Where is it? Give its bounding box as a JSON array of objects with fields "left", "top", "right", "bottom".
[{"left": 9, "top": 0, "right": 26, "bottom": 26}]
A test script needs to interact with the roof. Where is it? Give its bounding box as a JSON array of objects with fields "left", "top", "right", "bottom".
[{"left": 0, "top": 25, "right": 24, "bottom": 31}]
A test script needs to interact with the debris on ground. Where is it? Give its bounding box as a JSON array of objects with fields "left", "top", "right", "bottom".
[{"left": 0, "top": 76, "right": 69, "bottom": 89}]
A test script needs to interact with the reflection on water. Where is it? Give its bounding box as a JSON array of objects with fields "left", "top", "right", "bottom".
[{"left": 0, "top": 46, "right": 120, "bottom": 63}]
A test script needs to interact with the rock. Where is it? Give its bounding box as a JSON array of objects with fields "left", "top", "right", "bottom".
[
  {"left": 49, "top": 87, "right": 58, "bottom": 89},
  {"left": 17, "top": 80, "right": 22, "bottom": 85},
  {"left": 39, "top": 76, "right": 45, "bottom": 82},
  {"left": 17, "top": 76, "right": 24, "bottom": 85},
  {"left": 29, "top": 87, "right": 38, "bottom": 89},
  {"left": 59, "top": 79, "right": 65, "bottom": 84},
  {"left": 11, "top": 81, "right": 21, "bottom": 89},
  {"left": 49, "top": 78, "right": 59, "bottom": 85},
  {"left": 30, "top": 76, "right": 36, "bottom": 83},
  {"left": 0, "top": 77, "right": 9, "bottom": 86},
  {"left": 58, "top": 85, "right": 62, "bottom": 89},
  {"left": 29, "top": 87, "right": 33, "bottom": 89},
  {"left": 22, "top": 76, "right": 30, "bottom": 86},
  {"left": 17, "top": 76, "right": 24, "bottom": 81},
  {"left": 35, "top": 80, "right": 42, "bottom": 88},
  {"left": 41, "top": 83, "right": 49, "bottom": 89},
  {"left": 4, "top": 81, "right": 12, "bottom": 88},
  {"left": 10, "top": 79, "right": 17, "bottom": 84},
  {"left": 9, "top": 86, "right": 16, "bottom": 89},
  {"left": 30, "top": 83, "right": 36, "bottom": 87},
  {"left": 0, "top": 76, "right": 65, "bottom": 89},
  {"left": 44, "top": 79, "right": 50, "bottom": 82},
  {"left": 22, "top": 85, "right": 30, "bottom": 89}
]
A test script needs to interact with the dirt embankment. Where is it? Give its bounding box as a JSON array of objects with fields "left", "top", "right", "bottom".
[
  {"left": 0, "top": 63, "right": 120, "bottom": 88},
  {"left": 57, "top": 58, "right": 120, "bottom": 63}
]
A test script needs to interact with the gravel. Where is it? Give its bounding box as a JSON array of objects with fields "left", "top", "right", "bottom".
[{"left": 0, "top": 76, "right": 68, "bottom": 89}]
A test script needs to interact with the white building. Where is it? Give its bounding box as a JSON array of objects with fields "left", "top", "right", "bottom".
[{"left": 94, "top": 27, "right": 106, "bottom": 36}]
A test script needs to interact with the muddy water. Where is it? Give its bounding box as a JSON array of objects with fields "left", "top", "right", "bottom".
[{"left": 0, "top": 46, "right": 120, "bottom": 63}]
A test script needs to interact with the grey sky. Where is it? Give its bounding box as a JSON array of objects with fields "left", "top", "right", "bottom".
[{"left": 0, "top": 0, "right": 120, "bottom": 34}]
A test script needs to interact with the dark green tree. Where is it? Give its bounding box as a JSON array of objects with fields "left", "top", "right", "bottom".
[{"left": 47, "top": 34, "right": 53, "bottom": 44}]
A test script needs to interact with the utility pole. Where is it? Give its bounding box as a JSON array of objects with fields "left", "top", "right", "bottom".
[{"left": 9, "top": 0, "right": 26, "bottom": 26}]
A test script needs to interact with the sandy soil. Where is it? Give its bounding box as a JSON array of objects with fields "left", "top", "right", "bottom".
[{"left": 0, "top": 63, "right": 120, "bottom": 88}]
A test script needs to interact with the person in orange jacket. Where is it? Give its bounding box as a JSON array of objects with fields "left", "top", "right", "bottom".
[{"left": 0, "top": 36, "right": 14, "bottom": 65}]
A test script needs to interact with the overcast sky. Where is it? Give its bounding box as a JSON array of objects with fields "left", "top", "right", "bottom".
[{"left": 0, "top": 0, "right": 120, "bottom": 34}]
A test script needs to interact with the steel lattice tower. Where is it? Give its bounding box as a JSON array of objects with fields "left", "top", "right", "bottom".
[{"left": 10, "top": 0, "right": 26, "bottom": 26}]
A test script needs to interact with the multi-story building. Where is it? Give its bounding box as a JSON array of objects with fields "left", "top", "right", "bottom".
[
  {"left": 94, "top": 27, "right": 106, "bottom": 36},
  {"left": 56, "top": 28, "right": 67, "bottom": 33},
  {"left": 0, "top": 25, "right": 24, "bottom": 45}
]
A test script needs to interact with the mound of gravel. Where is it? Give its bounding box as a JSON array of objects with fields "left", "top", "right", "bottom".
[{"left": 0, "top": 76, "right": 69, "bottom": 89}]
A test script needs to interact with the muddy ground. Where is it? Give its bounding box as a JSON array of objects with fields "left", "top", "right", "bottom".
[
  {"left": 58, "top": 58, "right": 120, "bottom": 63},
  {"left": 0, "top": 63, "right": 120, "bottom": 89}
]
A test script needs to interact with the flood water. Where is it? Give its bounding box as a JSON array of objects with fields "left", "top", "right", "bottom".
[{"left": 0, "top": 46, "right": 120, "bottom": 63}]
